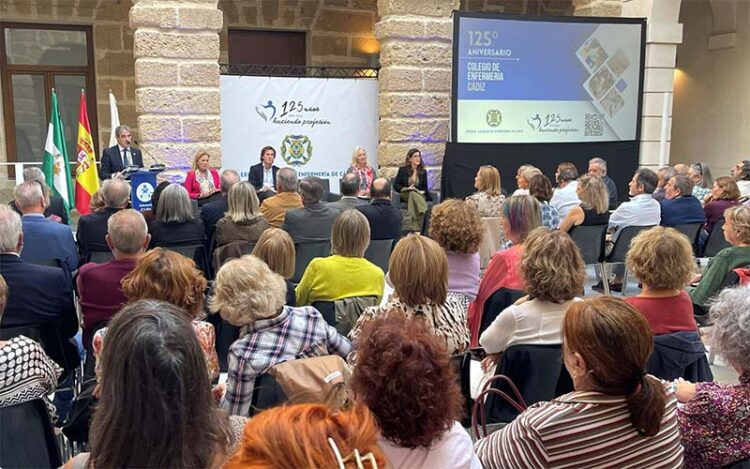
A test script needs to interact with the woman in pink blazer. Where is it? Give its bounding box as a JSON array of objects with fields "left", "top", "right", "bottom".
[{"left": 184, "top": 151, "right": 221, "bottom": 206}]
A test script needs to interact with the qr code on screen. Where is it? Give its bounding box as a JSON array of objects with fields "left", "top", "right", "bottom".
[{"left": 584, "top": 113, "right": 604, "bottom": 137}]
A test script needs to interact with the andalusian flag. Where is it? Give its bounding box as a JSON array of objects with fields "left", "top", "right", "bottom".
[
  {"left": 42, "top": 89, "right": 73, "bottom": 216},
  {"left": 75, "top": 90, "right": 100, "bottom": 215}
]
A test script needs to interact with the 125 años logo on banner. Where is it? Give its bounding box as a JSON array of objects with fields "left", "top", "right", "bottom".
[{"left": 281, "top": 135, "right": 313, "bottom": 166}]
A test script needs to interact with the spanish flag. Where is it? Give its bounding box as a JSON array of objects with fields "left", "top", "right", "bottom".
[{"left": 74, "top": 90, "right": 99, "bottom": 215}]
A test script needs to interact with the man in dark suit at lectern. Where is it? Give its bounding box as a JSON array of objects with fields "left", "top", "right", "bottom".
[{"left": 100, "top": 125, "right": 143, "bottom": 180}]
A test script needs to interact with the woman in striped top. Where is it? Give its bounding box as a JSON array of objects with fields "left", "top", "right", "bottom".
[{"left": 475, "top": 296, "right": 684, "bottom": 468}]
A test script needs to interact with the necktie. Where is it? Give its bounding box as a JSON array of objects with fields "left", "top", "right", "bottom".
[{"left": 122, "top": 148, "right": 132, "bottom": 166}]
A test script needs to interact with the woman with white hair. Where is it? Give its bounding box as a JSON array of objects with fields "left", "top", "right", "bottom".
[
  {"left": 345, "top": 146, "right": 376, "bottom": 197},
  {"left": 148, "top": 184, "right": 205, "bottom": 248},
  {"left": 209, "top": 255, "right": 353, "bottom": 417},
  {"left": 215, "top": 181, "right": 270, "bottom": 246},
  {"left": 676, "top": 285, "right": 750, "bottom": 468}
]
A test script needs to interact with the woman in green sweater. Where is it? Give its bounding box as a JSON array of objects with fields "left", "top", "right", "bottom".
[
  {"left": 689, "top": 205, "right": 750, "bottom": 307},
  {"left": 296, "top": 210, "right": 384, "bottom": 306}
]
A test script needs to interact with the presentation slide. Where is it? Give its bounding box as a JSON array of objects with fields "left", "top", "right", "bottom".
[{"left": 453, "top": 14, "right": 644, "bottom": 144}]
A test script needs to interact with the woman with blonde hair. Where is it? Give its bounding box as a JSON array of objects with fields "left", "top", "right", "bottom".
[
  {"left": 92, "top": 248, "right": 219, "bottom": 381},
  {"left": 511, "top": 165, "right": 541, "bottom": 196},
  {"left": 558, "top": 174, "right": 610, "bottom": 232},
  {"left": 226, "top": 402, "right": 386, "bottom": 469},
  {"left": 251, "top": 228, "right": 297, "bottom": 306},
  {"left": 215, "top": 181, "right": 270, "bottom": 246},
  {"left": 466, "top": 165, "right": 504, "bottom": 217},
  {"left": 296, "top": 210, "right": 384, "bottom": 306},
  {"left": 625, "top": 227, "right": 699, "bottom": 335},
  {"left": 475, "top": 296, "right": 684, "bottom": 468},
  {"left": 480, "top": 228, "right": 585, "bottom": 358},
  {"left": 689, "top": 205, "right": 750, "bottom": 308},
  {"left": 345, "top": 146, "right": 376, "bottom": 197},
  {"left": 183, "top": 151, "right": 221, "bottom": 205},
  {"left": 210, "top": 255, "right": 352, "bottom": 416},
  {"left": 429, "top": 199, "right": 483, "bottom": 303},
  {"left": 467, "top": 195, "right": 541, "bottom": 346},
  {"left": 349, "top": 234, "right": 469, "bottom": 355}
]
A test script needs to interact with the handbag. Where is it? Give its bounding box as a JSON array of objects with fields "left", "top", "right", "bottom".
[{"left": 471, "top": 374, "right": 527, "bottom": 440}]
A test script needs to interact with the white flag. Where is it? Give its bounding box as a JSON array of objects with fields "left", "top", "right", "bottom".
[{"left": 108, "top": 90, "right": 121, "bottom": 147}]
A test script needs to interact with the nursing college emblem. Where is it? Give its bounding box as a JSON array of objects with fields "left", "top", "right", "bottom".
[{"left": 280, "top": 135, "right": 313, "bottom": 167}]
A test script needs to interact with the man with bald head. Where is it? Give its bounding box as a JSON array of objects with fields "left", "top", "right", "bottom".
[
  {"left": 77, "top": 209, "right": 150, "bottom": 350},
  {"left": 356, "top": 178, "right": 402, "bottom": 240},
  {"left": 14, "top": 181, "right": 78, "bottom": 273},
  {"left": 77, "top": 177, "right": 130, "bottom": 262}
]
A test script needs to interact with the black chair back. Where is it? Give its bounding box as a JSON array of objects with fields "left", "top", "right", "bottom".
[
  {"left": 703, "top": 219, "right": 731, "bottom": 257},
  {"left": 484, "top": 344, "right": 574, "bottom": 423},
  {"left": 364, "top": 239, "right": 394, "bottom": 272},
  {"left": 569, "top": 224, "right": 607, "bottom": 264},
  {"left": 646, "top": 331, "right": 714, "bottom": 382},
  {"left": 311, "top": 301, "right": 336, "bottom": 327},
  {"left": 606, "top": 225, "right": 655, "bottom": 263},
  {"left": 479, "top": 288, "right": 525, "bottom": 338},
  {"left": 724, "top": 457, "right": 750, "bottom": 469},
  {"left": 293, "top": 241, "right": 331, "bottom": 283},
  {"left": 672, "top": 222, "right": 704, "bottom": 256},
  {"left": 0, "top": 324, "right": 79, "bottom": 377},
  {"left": 212, "top": 240, "right": 253, "bottom": 273},
  {"left": 250, "top": 372, "right": 287, "bottom": 416},
  {"left": 451, "top": 352, "right": 473, "bottom": 427},
  {"left": 88, "top": 250, "right": 114, "bottom": 264},
  {"left": 161, "top": 244, "right": 208, "bottom": 272},
  {"left": 0, "top": 399, "right": 62, "bottom": 468}
]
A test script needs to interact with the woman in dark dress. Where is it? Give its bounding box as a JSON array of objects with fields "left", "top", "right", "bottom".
[
  {"left": 148, "top": 184, "right": 205, "bottom": 248},
  {"left": 394, "top": 148, "right": 432, "bottom": 232}
]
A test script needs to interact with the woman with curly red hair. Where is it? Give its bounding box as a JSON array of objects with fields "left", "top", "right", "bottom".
[{"left": 351, "top": 313, "right": 481, "bottom": 469}]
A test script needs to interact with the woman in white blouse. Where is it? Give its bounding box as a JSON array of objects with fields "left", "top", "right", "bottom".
[{"left": 480, "top": 228, "right": 585, "bottom": 361}]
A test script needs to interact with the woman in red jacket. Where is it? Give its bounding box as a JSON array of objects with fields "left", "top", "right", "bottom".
[{"left": 184, "top": 151, "right": 221, "bottom": 206}]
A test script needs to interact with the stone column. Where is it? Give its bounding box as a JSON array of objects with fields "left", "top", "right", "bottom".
[
  {"left": 130, "top": 0, "right": 224, "bottom": 179},
  {"left": 376, "top": 0, "right": 461, "bottom": 190}
]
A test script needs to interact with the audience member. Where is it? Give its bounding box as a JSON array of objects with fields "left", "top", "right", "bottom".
[
  {"left": 676, "top": 285, "right": 750, "bottom": 468},
  {"left": 731, "top": 160, "right": 750, "bottom": 198},
  {"left": 183, "top": 151, "right": 221, "bottom": 206},
  {"left": 201, "top": 169, "right": 240, "bottom": 236},
  {"left": 215, "top": 181, "right": 270, "bottom": 246},
  {"left": 511, "top": 165, "right": 540, "bottom": 196},
  {"left": 351, "top": 315, "right": 481, "bottom": 469},
  {"left": 653, "top": 166, "right": 676, "bottom": 202},
  {"left": 394, "top": 148, "right": 432, "bottom": 231},
  {"left": 251, "top": 228, "right": 297, "bottom": 306},
  {"left": 8, "top": 167, "right": 68, "bottom": 224},
  {"left": 659, "top": 175, "right": 705, "bottom": 227},
  {"left": 474, "top": 296, "right": 684, "bottom": 468},
  {"left": 625, "top": 227, "right": 698, "bottom": 335},
  {"left": 528, "top": 173, "right": 560, "bottom": 228},
  {"left": 350, "top": 235, "right": 470, "bottom": 355},
  {"left": 14, "top": 181, "right": 77, "bottom": 273},
  {"left": 549, "top": 162, "right": 580, "bottom": 220},
  {"left": 328, "top": 172, "right": 366, "bottom": 211},
  {"left": 77, "top": 177, "right": 130, "bottom": 260},
  {"left": 296, "top": 210, "right": 383, "bottom": 306},
  {"left": 588, "top": 157, "right": 619, "bottom": 208},
  {"left": 88, "top": 188, "right": 105, "bottom": 214},
  {"left": 356, "top": 178, "right": 402, "bottom": 241},
  {"left": 429, "top": 199, "right": 482, "bottom": 303},
  {"left": 689, "top": 205, "right": 750, "bottom": 307},
  {"left": 674, "top": 163, "right": 689, "bottom": 176},
  {"left": 282, "top": 176, "right": 341, "bottom": 243},
  {"left": 703, "top": 176, "right": 740, "bottom": 235},
  {"left": 688, "top": 162, "right": 712, "bottom": 202},
  {"left": 468, "top": 196, "right": 540, "bottom": 346},
  {"left": 346, "top": 146, "right": 376, "bottom": 197},
  {"left": 225, "top": 403, "right": 385, "bottom": 469},
  {"left": 209, "top": 255, "right": 352, "bottom": 416},
  {"left": 0, "top": 274, "right": 62, "bottom": 411},
  {"left": 480, "top": 228, "right": 585, "bottom": 357},
  {"left": 64, "top": 300, "right": 238, "bottom": 469},
  {"left": 148, "top": 184, "right": 205, "bottom": 248},
  {"left": 558, "top": 174, "right": 610, "bottom": 232},
  {"left": 77, "top": 209, "right": 150, "bottom": 349},
  {"left": 248, "top": 146, "right": 279, "bottom": 202},
  {"left": 466, "top": 165, "right": 505, "bottom": 217},
  {"left": 110, "top": 248, "right": 219, "bottom": 381},
  {"left": 0, "top": 205, "right": 78, "bottom": 369},
  {"left": 259, "top": 167, "right": 303, "bottom": 228}
]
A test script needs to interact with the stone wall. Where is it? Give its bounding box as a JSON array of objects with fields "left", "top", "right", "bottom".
[
  {"left": 461, "top": 0, "right": 573, "bottom": 15},
  {"left": 0, "top": 0, "right": 136, "bottom": 160},
  {"left": 218, "top": 0, "right": 379, "bottom": 66}
]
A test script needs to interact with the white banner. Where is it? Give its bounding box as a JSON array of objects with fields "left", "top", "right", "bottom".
[{"left": 221, "top": 76, "right": 379, "bottom": 193}]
